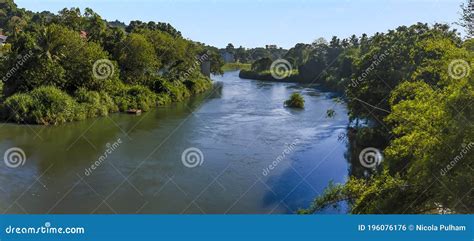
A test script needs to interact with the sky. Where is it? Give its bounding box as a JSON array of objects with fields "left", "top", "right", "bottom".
[{"left": 15, "top": 0, "right": 466, "bottom": 49}]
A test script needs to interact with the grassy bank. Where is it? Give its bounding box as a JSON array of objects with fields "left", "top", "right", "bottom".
[
  {"left": 239, "top": 69, "right": 299, "bottom": 82},
  {"left": 0, "top": 76, "right": 212, "bottom": 125},
  {"left": 222, "top": 62, "right": 251, "bottom": 72}
]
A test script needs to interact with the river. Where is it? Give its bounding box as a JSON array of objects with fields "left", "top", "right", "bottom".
[{"left": 0, "top": 71, "right": 350, "bottom": 214}]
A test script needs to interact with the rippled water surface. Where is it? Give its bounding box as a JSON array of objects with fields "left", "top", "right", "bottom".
[{"left": 0, "top": 71, "right": 350, "bottom": 214}]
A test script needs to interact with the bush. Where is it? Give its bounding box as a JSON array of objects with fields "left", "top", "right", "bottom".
[
  {"left": 113, "top": 85, "right": 158, "bottom": 112},
  {"left": 75, "top": 88, "right": 119, "bottom": 118},
  {"left": 159, "top": 80, "right": 190, "bottom": 102},
  {"left": 284, "top": 92, "right": 305, "bottom": 108},
  {"left": 3, "top": 86, "right": 77, "bottom": 125},
  {"left": 2, "top": 93, "right": 35, "bottom": 123}
]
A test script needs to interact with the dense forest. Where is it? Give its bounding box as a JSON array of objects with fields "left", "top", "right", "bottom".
[{"left": 0, "top": 0, "right": 223, "bottom": 125}]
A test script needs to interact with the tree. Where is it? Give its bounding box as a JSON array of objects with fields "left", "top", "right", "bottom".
[
  {"left": 346, "top": 23, "right": 460, "bottom": 123},
  {"left": 6, "top": 16, "right": 27, "bottom": 36},
  {"left": 251, "top": 57, "right": 273, "bottom": 72},
  {"left": 456, "top": 0, "right": 472, "bottom": 37},
  {"left": 2, "top": 24, "right": 119, "bottom": 96},
  {"left": 83, "top": 8, "right": 107, "bottom": 43},
  {"left": 117, "top": 33, "right": 159, "bottom": 85},
  {"left": 225, "top": 43, "right": 235, "bottom": 54},
  {"left": 56, "top": 8, "right": 83, "bottom": 31},
  {"left": 284, "top": 43, "right": 313, "bottom": 67},
  {"left": 126, "top": 20, "right": 181, "bottom": 37}
]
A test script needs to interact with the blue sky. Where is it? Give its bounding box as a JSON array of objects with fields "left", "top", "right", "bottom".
[{"left": 16, "top": 0, "right": 465, "bottom": 48}]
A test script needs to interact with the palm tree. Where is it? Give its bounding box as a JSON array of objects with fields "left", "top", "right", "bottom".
[{"left": 35, "top": 26, "right": 66, "bottom": 62}]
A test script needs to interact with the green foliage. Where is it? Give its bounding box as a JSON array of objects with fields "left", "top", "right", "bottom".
[
  {"left": 300, "top": 171, "right": 409, "bottom": 214},
  {"left": 117, "top": 33, "right": 159, "bottom": 85},
  {"left": 284, "top": 92, "right": 305, "bottom": 108},
  {"left": 113, "top": 85, "right": 158, "bottom": 112},
  {"left": 222, "top": 63, "right": 251, "bottom": 72},
  {"left": 74, "top": 88, "right": 118, "bottom": 119},
  {"left": 326, "top": 109, "right": 336, "bottom": 118},
  {"left": 126, "top": 20, "right": 182, "bottom": 38},
  {"left": 1, "top": 92, "right": 34, "bottom": 123},
  {"left": 222, "top": 44, "right": 287, "bottom": 64},
  {"left": 0, "top": 5, "right": 219, "bottom": 125},
  {"left": 251, "top": 57, "right": 273, "bottom": 72},
  {"left": 304, "top": 24, "right": 473, "bottom": 214},
  {"left": 346, "top": 23, "right": 459, "bottom": 122},
  {"left": 3, "top": 86, "right": 77, "bottom": 125},
  {"left": 2, "top": 24, "right": 121, "bottom": 96}
]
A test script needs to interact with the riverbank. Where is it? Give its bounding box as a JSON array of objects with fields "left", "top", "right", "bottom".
[
  {"left": 239, "top": 69, "right": 299, "bottom": 82},
  {"left": 222, "top": 62, "right": 251, "bottom": 72},
  {"left": 0, "top": 76, "right": 213, "bottom": 125},
  {"left": 0, "top": 4, "right": 224, "bottom": 126},
  {"left": 239, "top": 69, "right": 345, "bottom": 94}
]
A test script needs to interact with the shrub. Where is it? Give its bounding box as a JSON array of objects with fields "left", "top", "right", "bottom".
[
  {"left": 326, "top": 109, "right": 336, "bottom": 118},
  {"left": 2, "top": 93, "right": 35, "bottom": 123},
  {"left": 156, "top": 93, "right": 172, "bottom": 105},
  {"left": 4, "top": 86, "right": 77, "bottom": 125},
  {"left": 75, "top": 88, "right": 119, "bottom": 118},
  {"left": 284, "top": 92, "right": 305, "bottom": 108},
  {"left": 113, "top": 85, "right": 157, "bottom": 112},
  {"left": 183, "top": 73, "right": 212, "bottom": 94}
]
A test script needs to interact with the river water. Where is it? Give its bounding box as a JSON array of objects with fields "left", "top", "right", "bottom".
[{"left": 0, "top": 71, "right": 350, "bottom": 214}]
